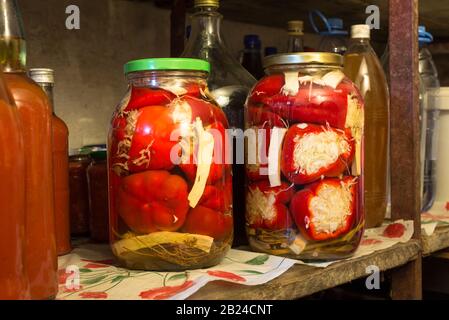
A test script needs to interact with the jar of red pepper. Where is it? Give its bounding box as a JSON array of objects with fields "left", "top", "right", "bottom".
[
  {"left": 87, "top": 149, "right": 109, "bottom": 243},
  {"left": 108, "top": 58, "right": 232, "bottom": 270},
  {"left": 245, "top": 53, "right": 365, "bottom": 260}
]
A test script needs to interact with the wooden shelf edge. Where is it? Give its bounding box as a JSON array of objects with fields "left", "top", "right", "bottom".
[
  {"left": 422, "top": 226, "right": 449, "bottom": 256},
  {"left": 188, "top": 240, "right": 421, "bottom": 300}
]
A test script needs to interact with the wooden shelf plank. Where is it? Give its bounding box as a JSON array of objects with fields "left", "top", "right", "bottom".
[
  {"left": 188, "top": 240, "right": 421, "bottom": 300},
  {"left": 422, "top": 226, "right": 449, "bottom": 256},
  {"left": 155, "top": 0, "right": 449, "bottom": 40}
]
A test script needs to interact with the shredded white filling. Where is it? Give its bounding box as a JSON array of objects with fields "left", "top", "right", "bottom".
[
  {"left": 246, "top": 187, "right": 277, "bottom": 225},
  {"left": 293, "top": 129, "right": 350, "bottom": 175},
  {"left": 309, "top": 180, "right": 353, "bottom": 234}
]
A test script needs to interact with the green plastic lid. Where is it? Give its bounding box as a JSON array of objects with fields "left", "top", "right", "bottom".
[
  {"left": 124, "top": 58, "right": 210, "bottom": 74},
  {"left": 90, "top": 150, "right": 107, "bottom": 161}
]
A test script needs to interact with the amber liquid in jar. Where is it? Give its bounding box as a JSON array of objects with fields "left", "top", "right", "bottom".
[
  {"left": 31, "top": 74, "right": 72, "bottom": 256},
  {"left": 52, "top": 115, "right": 71, "bottom": 254},
  {"left": 344, "top": 47, "right": 389, "bottom": 228},
  {"left": 87, "top": 153, "right": 109, "bottom": 243},
  {"left": 0, "top": 72, "right": 30, "bottom": 300},
  {"left": 4, "top": 72, "right": 57, "bottom": 299}
]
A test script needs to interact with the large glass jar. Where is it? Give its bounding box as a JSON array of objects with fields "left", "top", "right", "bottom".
[
  {"left": 108, "top": 58, "right": 233, "bottom": 271},
  {"left": 245, "top": 53, "right": 365, "bottom": 260}
]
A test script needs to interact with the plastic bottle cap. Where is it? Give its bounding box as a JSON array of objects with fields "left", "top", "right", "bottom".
[
  {"left": 244, "top": 34, "right": 261, "bottom": 49},
  {"left": 287, "top": 20, "right": 304, "bottom": 35},
  {"left": 29, "top": 68, "right": 55, "bottom": 84},
  {"left": 418, "top": 25, "right": 433, "bottom": 45},
  {"left": 328, "top": 18, "right": 344, "bottom": 30},
  {"left": 194, "top": 0, "right": 219, "bottom": 8},
  {"left": 351, "top": 24, "right": 370, "bottom": 39}
]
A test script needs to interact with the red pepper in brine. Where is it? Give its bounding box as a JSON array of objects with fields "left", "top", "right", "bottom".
[
  {"left": 246, "top": 181, "right": 294, "bottom": 230},
  {"left": 281, "top": 123, "right": 354, "bottom": 185},
  {"left": 290, "top": 177, "right": 358, "bottom": 241}
]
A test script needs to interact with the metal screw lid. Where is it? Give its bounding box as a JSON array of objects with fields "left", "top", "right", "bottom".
[
  {"left": 263, "top": 52, "right": 343, "bottom": 69},
  {"left": 29, "top": 68, "right": 54, "bottom": 84},
  {"left": 351, "top": 24, "right": 370, "bottom": 39},
  {"left": 194, "top": 0, "right": 219, "bottom": 8},
  {"left": 287, "top": 20, "right": 304, "bottom": 36}
]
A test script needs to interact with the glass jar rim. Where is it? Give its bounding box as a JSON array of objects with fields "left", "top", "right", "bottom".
[
  {"left": 124, "top": 58, "right": 210, "bottom": 75},
  {"left": 263, "top": 52, "right": 343, "bottom": 69}
]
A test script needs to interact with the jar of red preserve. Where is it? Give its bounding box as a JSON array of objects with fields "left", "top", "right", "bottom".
[
  {"left": 108, "top": 58, "right": 233, "bottom": 270},
  {"left": 245, "top": 53, "right": 365, "bottom": 260}
]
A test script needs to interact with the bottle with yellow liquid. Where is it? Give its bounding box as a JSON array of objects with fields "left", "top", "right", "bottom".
[{"left": 344, "top": 24, "right": 390, "bottom": 228}]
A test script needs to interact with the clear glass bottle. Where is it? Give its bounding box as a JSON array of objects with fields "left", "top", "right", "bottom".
[
  {"left": 418, "top": 26, "right": 440, "bottom": 212},
  {"left": 181, "top": 0, "right": 256, "bottom": 247},
  {"left": 264, "top": 47, "right": 278, "bottom": 57},
  {"left": 1, "top": 0, "right": 57, "bottom": 299},
  {"left": 245, "top": 53, "right": 365, "bottom": 260},
  {"left": 287, "top": 20, "right": 305, "bottom": 52},
  {"left": 0, "top": 71, "right": 29, "bottom": 300},
  {"left": 241, "top": 35, "right": 264, "bottom": 80},
  {"left": 309, "top": 10, "right": 348, "bottom": 55},
  {"left": 381, "top": 26, "right": 441, "bottom": 213},
  {"left": 344, "top": 25, "right": 389, "bottom": 228},
  {"left": 29, "top": 68, "right": 71, "bottom": 255}
]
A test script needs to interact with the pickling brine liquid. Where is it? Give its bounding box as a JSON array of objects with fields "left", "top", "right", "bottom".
[{"left": 344, "top": 52, "right": 389, "bottom": 228}]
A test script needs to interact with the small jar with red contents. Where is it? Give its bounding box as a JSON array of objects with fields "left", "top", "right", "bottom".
[
  {"left": 245, "top": 53, "right": 365, "bottom": 260},
  {"left": 108, "top": 58, "right": 232, "bottom": 271}
]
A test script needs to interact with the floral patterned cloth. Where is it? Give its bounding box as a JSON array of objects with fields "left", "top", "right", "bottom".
[
  {"left": 421, "top": 201, "right": 449, "bottom": 235},
  {"left": 57, "top": 246, "right": 296, "bottom": 300},
  {"left": 57, "top": 220, "right": 414, "bottom": 300}
]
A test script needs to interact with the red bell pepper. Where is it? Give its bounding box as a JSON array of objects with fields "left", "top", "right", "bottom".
[
  {"left": 248, "top": 74, "right": 285, "bottom": 104},
  {"left": 182, "top": 205, "right": 233, "bottom": 241},
  {"left": 246, "top": 181, "right": 294, "bottom": 230},
  {"left": 263, "top": 83, "right": 349, "bottom": 129},
  {"left": 180, "top": 95, "right": 229, "bottom": 128},
  {"left": 198, "top": 174, "right": 232, "bottom": 213},
  {"left": 281, "top": 123, "right": 354, "bottom": 185},
  {"left": 245, "top": 123, "right": 271, "bottom": 181},
  {"left": 290, "top": 177, "right": 358, "bottom": 241},
  {"left": 180, "top": 121, "right": 229, "bottom": 185},
  {"left": 117, "top": 170, "right": 189, "bottom": 234},
  {"left": 123, "top": 87, "right": 176, "bottom": 112},
  {"left": 126, "top": 106, "right": 178, "bottom": 172},
  {"left": 246, "top": 105, "right": 287, "bottom": 128}
]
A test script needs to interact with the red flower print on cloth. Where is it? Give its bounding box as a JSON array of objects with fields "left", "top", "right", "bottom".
[
  {"left": 206, "top": 270, "right": 246, "bottom": 282},
  {"left": 79, "top": 292, "right": 108, "bottom": 299},
  {"left": 62, "top": 285, "right": 83, "bottom": 293},
  {"left": 446, "top": 202, "right": 449, "bottom": 211},
  {"left": 360, "top": 238, "right": 383, "bottom": 246},
  {"left": 58, "top": 269, "right": 70, "bottom": 285},
  {"left": 383, "top": 223, "right": 405, "bottom": 238},
  {"left": 139, "top": 281, "right": 194, "bottom": 300}
]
